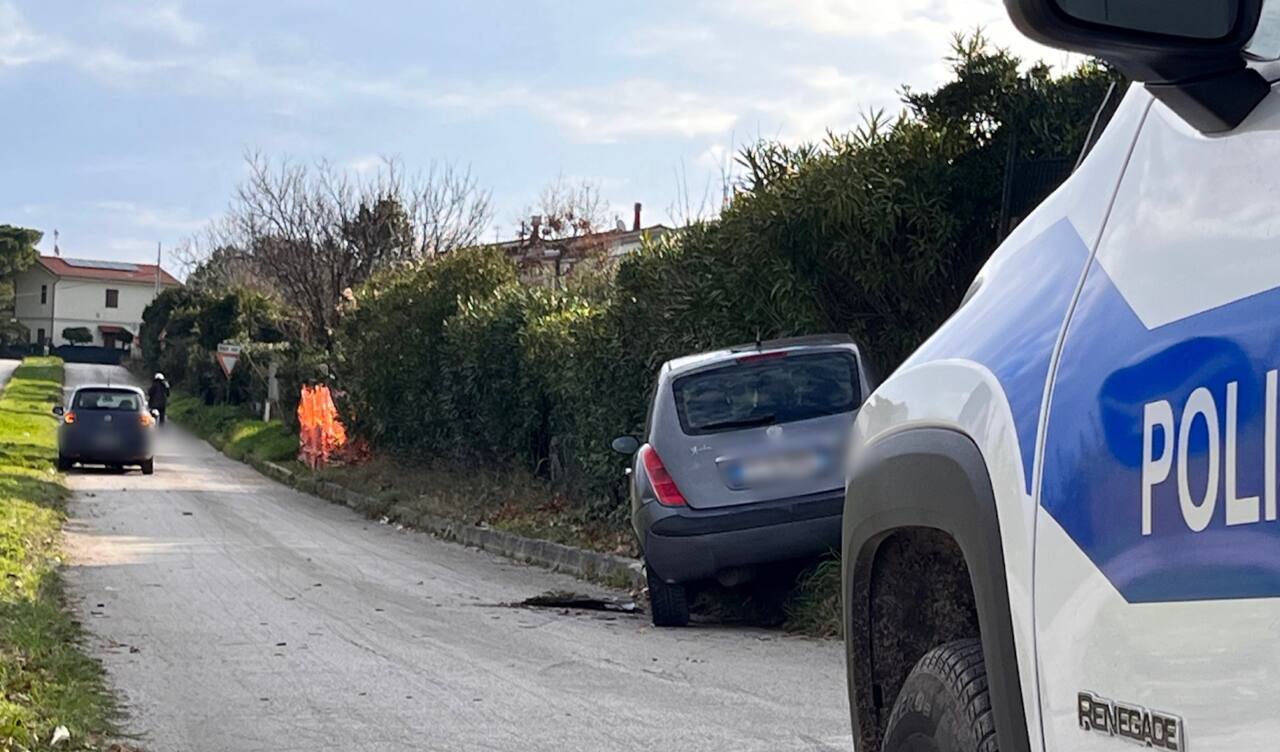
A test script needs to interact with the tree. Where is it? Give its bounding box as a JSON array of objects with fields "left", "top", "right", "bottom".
[
  {"left": 61, "top": 326, "right": 92, "bottom": 345},
  {"left": 0, "top": 225, "right": 41, "bottom": 313},
  {"left": 0, "top": 225, "right": 40, "bottom": 279},
  {"left": 184, "top": 153, "right": 493, "bottom": 349}
]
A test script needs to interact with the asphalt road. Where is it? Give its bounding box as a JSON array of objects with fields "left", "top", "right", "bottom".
[
  {"left": 0, "top": 358, "right": 19, "bottom": 390},
  {"left": 60, "top": 363, "right": 852, "bottom": 752}
]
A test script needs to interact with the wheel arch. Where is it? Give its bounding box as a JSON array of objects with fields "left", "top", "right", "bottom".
[{"left": 843, "top": 426, "right": 1030, "bottom": 752}]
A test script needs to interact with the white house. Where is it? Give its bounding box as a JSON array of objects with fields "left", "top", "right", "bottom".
[{"left": 13, "top": 256, "right": 181, "bottom": 348}]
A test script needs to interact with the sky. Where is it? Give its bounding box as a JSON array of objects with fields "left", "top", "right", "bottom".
[{"left": 0, "top": 0, "right": 1066, "bottom": 272}]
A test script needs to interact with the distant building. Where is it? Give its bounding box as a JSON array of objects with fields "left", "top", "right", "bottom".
[
  {"left": 13, "top": 256, "right": 181, "bottom": 348},
  {"left": 486, "top": 202, "right": 673, "bottom": 287}
]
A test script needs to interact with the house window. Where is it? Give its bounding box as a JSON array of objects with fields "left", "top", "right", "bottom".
[
  {"left": 40, "top": 284, "right": 47, "bottom": 305},
  {"left": 105, "top": 289, "right": 119, "bottom": 308},
  {"left": 36, "top": 328, "right": 45, "bottom": 345}
]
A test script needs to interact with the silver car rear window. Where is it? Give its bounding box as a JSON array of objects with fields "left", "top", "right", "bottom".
[{"left": 672, "top": 351, "right": 860, "bottom": 435}]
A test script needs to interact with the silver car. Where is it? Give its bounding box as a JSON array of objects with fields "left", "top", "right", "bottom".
[{"left": 613, "top": 334, "right": 872, "bottom": 626}]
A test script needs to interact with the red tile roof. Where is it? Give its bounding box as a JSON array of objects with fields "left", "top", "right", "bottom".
[{"left": 37, "top": 256, "right": 181, "bottom": 286}]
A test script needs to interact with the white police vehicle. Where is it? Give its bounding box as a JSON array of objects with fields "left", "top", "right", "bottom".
[{"left": 843, "top": 1, "right": 1280, "bottom": 750}]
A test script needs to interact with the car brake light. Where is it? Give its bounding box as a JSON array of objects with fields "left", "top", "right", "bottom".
[
  {"left": 63, "top": 411, "right": 76, "bottom": 424},
  {"left": 736, "top": 350, "right": 788, "bottom": 364},
  {"left": 640, "top": 445, "right": 687, "bottom": 506},
  {"left": 139, "top": 414, "right": 154, "bottom": 427}
]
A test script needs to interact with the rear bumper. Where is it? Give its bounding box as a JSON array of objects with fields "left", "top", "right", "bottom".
[
  {"left": 59, "top": 434, "right": 153, "bottom": 464},
  {"left": 635, "top": 488, "right": 843, "bottom": 583}
]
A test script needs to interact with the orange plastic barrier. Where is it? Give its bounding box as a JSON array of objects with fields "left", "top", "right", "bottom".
[{"left": 297, "top": 384, "right": 349, "bottom": 470}]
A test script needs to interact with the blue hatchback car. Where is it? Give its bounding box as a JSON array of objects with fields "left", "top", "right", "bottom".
[{"left": 55, "top": 385, "right": 157, "bottom": 474}]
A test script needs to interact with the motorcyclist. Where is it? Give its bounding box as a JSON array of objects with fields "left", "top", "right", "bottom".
[{"left": 147, "top": 372, "right": 170, "bottom": 425}]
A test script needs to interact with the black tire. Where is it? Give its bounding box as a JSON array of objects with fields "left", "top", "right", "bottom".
[
  {"left": 645, "top": 563, "right": 690, "bottom": 627},
  {"left": 141, "top": 458, "right": 155, "bottom": 476},
  {"left": 882, "top": 638, "right": 997, "bottom": 752},
  {"left": 56, "top": 454, "right": 72, "bottom": 471}
]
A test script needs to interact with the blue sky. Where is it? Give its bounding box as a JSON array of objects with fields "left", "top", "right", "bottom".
[{"left": 0, "top": 1, "right": 1060, "bottom": 271}]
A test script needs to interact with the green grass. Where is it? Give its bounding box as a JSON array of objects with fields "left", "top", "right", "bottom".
[
  {"left": 782, "top": 556, "right": 844, "bottom": 639},
  {"left": 0, "top": 357, "right": 118, "bottom": 749},
  {"left": 168, "top": 395, "right": 298, "bottom": 463}
]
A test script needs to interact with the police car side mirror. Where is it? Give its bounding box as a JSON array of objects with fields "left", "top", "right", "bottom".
[{"left": 1005, "top": 0, "right": 1269, "bottom": 133}]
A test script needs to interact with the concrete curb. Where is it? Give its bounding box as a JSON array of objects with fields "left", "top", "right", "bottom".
[{"left": 238, "top": 453, "right": 646, "bottom": 591}]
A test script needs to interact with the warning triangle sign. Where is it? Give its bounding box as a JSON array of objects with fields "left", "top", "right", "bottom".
[{"left": 215, "top": 350, "right": 239, "bottom": 378}]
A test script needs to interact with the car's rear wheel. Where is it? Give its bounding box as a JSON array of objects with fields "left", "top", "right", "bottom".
[
  {"left": 881, "top": 638, "right": 996, "bottom": 752},
  {"left": 645, "top": 563, "right": 689, "bottom": 627},
  {"left": 56, "top": 454, "right": 72, "bottom": 471},
  {"left": 141, "top": 458, "right": 154, "bottom": 475}
]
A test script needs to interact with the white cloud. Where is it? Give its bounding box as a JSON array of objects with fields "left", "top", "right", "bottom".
[
  {"left": 360, "top": 78, "right": 739, "bottom": 143},
  {"left": 723, "top": 0, "right": 1072, "bottom": 69},
  {"left": 93, "top": 201, "right": 208, "bottom": 233},
  {"left": 747, "top": 65, "right": 902, "bottom": 142},
  {"left": 0, "top": 1, "right": 66, "bottom": 67},
  {"left": 106, "top": 237, "right": 161, "bottom": 257},
  {"left": 343, "top": 155, "right": 384, "bottom": 175},
  {"left": 623, "top": 24, "right": 718, "bottom": 58},
  {"left": 119, "top": 2, "right": 203, "bottom": 45},
  {"left": 533, "top": 79, "right": 738, "bottom": 143}
]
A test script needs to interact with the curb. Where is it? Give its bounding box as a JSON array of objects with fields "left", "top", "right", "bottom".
[{"left": 238, "top": 453, "right": 646, "bottom": 591}]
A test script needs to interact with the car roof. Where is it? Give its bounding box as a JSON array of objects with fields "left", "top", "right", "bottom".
[
  {"left": 662, "top": 334, "right": 859, "bottom": 379},
  {"left": 72, "top": 384, "right": 146, "bottom": 396}
]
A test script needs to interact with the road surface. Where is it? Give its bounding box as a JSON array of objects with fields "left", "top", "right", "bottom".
[
  {"left": 60, "top": 364, "right": 852, "bottom": 752},
  {"left": 0, "top": 358, "right": 19, "bottom": 390}
]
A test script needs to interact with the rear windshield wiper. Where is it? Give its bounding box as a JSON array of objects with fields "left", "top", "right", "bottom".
[{"left": 698, "top": 414, "right": 776, "bottom": 431}]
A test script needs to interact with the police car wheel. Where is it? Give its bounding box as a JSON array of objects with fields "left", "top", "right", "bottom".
[
  {"left": 645, "top": 563, "right": 689, "bottom": 627},
  {"left": 882, "top": 638, "right": 997, "bottom": 752}
]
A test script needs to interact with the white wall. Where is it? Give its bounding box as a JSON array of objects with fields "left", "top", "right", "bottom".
[{"left": 13, "top": 266, "right": 58, "bottom": 343}]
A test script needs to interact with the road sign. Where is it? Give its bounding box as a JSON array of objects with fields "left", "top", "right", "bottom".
[{"left": 215, "top": 343, "right": 242, "bottom": 379}]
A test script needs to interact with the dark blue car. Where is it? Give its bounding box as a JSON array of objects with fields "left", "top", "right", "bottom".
[{"left": 55, "top": 385, "right": 156, "bottom": 474}]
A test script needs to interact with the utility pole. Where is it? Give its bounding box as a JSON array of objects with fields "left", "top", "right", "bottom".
[{"left": 155, "top": 242, "right": 161, "bottom": 294}]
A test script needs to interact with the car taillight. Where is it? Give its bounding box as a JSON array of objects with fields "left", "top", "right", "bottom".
[
  {"left": 139, "top": 414, "right": 154, "bottom": 427},
  {"left": 63, "top": 411, "right": 76, "bottom": 424},
  {"left": 640, "top": 445, "right": 687, "bottom": 506}
]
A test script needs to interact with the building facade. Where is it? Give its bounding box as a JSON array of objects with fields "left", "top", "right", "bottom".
[{"left": 13, "top": 256, "right": 180, "bottom": 348}]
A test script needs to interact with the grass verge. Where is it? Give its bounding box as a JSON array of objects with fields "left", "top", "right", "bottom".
[
  {"left": 0, "top": 357, "right": 118, "bottom": 749},
  {"left": 168, "top": 395, "right": 298, "bottom": 463},
  {"left": 782, "top": 556, "right": 843, "bottom": 638}
]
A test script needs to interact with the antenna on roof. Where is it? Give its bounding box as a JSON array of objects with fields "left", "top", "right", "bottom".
[
  {"left": 754, "top": 329, "right": 763, "bottom": 349},
  {"left": 53, "top": 229, "right": 60, "bottom": 257}
]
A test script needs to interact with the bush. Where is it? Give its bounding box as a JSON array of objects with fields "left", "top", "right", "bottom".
[
  {"left": 60, "top": 327, "right": 92, "bottom": 346},
  {"left": 336, "top": 246, "right": 516, "bottom": 447}
]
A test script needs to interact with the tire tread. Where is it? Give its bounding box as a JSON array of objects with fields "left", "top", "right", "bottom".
[
  {"left": 645, "top": 565, "right": 689, "bottom": 627},
  {"left": 883, "top": 637, "right": 998, "bottom": 752}
]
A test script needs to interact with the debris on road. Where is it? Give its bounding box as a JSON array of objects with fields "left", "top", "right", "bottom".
[{"left": 515, "top": 590, "right": 639, "bottom": 614}]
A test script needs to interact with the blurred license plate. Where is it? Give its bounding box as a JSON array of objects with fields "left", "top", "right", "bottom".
[
  {"left": 94, "top": 432, "right": 121, "bottom": 448},
  {"left": 730, "top": 450, "right": 828, "bottom": 487}
]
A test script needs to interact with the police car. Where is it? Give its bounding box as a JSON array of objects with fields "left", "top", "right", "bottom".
[{"left": 843, "top": 1, "right": 1280, "bottom": 750}]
